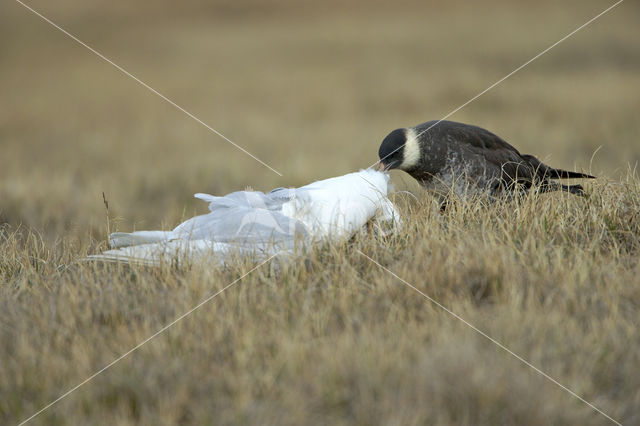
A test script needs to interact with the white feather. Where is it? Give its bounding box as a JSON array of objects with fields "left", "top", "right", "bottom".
[
  {"left": 109, "top": 231, "right": 173, "bottom": 248},
  {"left": 400, "top": 127, "right": 421, "bottom": 170},
  {"left": 88, "top": 169, "right": 399, "bottom": 265}
]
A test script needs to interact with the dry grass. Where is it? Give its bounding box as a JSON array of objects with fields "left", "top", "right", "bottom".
[{"left": 1, "top": 0, "right": 639, "bottom": 424}]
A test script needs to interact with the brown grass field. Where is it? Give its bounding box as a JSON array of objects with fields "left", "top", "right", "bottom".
[{"left": 1, "top": 0, "right": 640, "bottom": 424}]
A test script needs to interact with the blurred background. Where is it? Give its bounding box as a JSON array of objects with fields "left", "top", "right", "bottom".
[{"left": 1, "top": 0, "right": 639, "bottom": 242}]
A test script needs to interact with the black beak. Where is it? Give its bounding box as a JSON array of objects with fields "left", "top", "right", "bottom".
[{"left": 375, "top": 159, "right": 400, "bottom": 172}]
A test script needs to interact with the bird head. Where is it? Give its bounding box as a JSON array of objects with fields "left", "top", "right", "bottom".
[{"left": 376, "top": 128, "right": 420, "bottom": 171}]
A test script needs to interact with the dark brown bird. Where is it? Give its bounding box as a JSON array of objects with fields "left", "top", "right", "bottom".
[{"left": 377, "top": 120, "right": 594, "bottom": 200}]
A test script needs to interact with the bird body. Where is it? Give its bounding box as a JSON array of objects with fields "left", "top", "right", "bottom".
[
  {"left": 378, "top": 120, "right": 594, "bottom": 199},
  {"left": 88, "top": 169, "right": 399, "bottom": 265}
]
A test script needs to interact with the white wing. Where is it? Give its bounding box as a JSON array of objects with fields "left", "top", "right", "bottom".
[
  {"left": 86, "top": 240, "right": 259, "bottom": 266},
  {"left": 108, "top": 231, "right": 174, "bottom": 248}
]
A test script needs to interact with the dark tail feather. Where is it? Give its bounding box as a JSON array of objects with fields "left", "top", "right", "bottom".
[
  {"left": 520, "top": 154, "right": 596, "bottom": 180},
  {"left": 547, "top": 168, "right": 595, "bottom": 180}
]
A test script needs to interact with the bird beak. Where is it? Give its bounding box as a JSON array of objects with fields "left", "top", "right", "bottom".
[{"left": 374, "top": 162, "right": 386, "bottom": 172}]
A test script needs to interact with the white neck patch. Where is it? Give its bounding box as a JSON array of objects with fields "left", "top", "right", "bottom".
[{"left": 400, "top": 127, "right": 420, "bottom": 170}]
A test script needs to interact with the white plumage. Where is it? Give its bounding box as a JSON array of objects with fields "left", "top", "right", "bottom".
[{"left": 88, "top": 169, "right": 400, "bottom": 265}]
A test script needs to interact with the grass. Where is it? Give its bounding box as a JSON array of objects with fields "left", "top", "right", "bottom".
[
  {"left": 1, "top": 0, "right": 639, "bottom": 424},
  {"left": 2, "top": 180, "right": 640, "bottom": 425}
]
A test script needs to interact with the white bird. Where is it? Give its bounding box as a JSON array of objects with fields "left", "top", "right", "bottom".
[{"left": 88, "top": 169, "right": 400, "bottom": 265}]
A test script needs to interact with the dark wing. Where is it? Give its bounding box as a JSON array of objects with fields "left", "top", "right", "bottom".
[
  {"left": 436, "top": 121, "right": 540, "bottom": 187},
  {"left": 414, "top": 121, "right": 595, "bottom": 192},
  {"left": 414, "top": 120, "right": 520, "bottom": 152},
  {"left": 413, "top": 121, "right": 535, "bottom": 188},
  {"left": 431, "top": 121, "right": 596, "bottom": 184}
]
